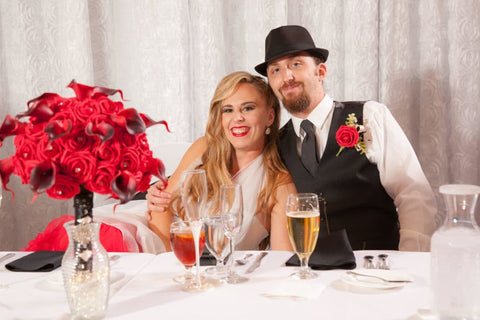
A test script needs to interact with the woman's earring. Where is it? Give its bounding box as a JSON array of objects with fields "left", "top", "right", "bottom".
[{"left": 265, "top": 127, "right": 271, "bottom": 135}]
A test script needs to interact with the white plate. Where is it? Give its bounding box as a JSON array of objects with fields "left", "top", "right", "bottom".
[{"left": 340, "top": 272, "right": 405, "bottom": 289}]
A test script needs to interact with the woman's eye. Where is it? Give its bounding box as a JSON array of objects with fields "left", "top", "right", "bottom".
[
  {"left": 222, "top": 108, "right": 232, "bottom": 113},
  {"left": 243, "top": 105, "right": 255, "bottom": 112}
]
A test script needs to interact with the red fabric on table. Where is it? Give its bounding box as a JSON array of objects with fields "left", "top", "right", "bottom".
[{"left": 22, "top": 215, "right": 131, "bottom": 252}]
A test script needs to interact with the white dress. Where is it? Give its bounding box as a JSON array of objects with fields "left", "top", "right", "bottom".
[{"left": 187, "top": 154, "right": 269, "bottom": 250}]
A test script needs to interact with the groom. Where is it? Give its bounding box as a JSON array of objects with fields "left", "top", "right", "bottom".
[{"left": 255, "top": 25, "right": 436, "bottom": 251}]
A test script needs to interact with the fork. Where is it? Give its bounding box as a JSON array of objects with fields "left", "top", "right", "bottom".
[{"left": 346, "top": 271, "right": 412, "bottom": 283}]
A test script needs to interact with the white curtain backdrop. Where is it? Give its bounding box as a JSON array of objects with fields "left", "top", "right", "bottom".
[{"left": 0, "top": 0, "right": 478, "bottom": 250}]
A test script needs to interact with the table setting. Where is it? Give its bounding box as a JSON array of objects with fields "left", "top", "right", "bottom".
[
  {"left": 0, "top": 248, "right": 434, "bottom": 320},
  {"left": 0, "top": 79, "right": 478, "bottom": 320}
]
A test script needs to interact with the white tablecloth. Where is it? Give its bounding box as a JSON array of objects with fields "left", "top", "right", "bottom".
[{"left": 0, "top": 250, "right": 432, "bottom": 320}]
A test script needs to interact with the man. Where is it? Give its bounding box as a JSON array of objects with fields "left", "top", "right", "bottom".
[{"left": 255, "top": 25, "right": 436, "bottom": 251}]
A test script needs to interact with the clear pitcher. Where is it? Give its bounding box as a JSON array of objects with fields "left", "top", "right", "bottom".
[{"left": 430, "top": 184, "right": 480, "bottom": 319}]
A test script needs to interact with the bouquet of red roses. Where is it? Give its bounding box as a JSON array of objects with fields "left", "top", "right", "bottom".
[{"left": 0, "top": 80, "right": 168, "bottom": 204}]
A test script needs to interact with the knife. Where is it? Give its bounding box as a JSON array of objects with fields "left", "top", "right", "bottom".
[
  {"left": 0, "top": 253, "right": 15, "bottom": 264},
  {"left": 245, "top": 252, "right": 268, "bottom": 273}
]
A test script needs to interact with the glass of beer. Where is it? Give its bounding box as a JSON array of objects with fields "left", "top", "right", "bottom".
[{"left": 286, "top": 193, "right": 320, "bottom": 279}]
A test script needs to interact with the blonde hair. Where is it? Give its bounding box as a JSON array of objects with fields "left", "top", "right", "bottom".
[{"left": 171, "top": 71, "right": 291, "bottom": 222}]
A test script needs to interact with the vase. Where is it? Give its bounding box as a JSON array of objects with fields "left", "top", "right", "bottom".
[
  {"left": 62, "top": 187, "right": 110, "bottom": 320},
  {"left": 430, "top": 184, "right": 480, "bottom": 319}
]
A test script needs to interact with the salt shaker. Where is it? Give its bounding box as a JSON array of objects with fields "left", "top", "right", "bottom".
[
  {"left": 376, "top": 254, "right": 389, "bottom": 269},
  {"left": 363, "top": 255, "right": 375, "bottom": 269}
]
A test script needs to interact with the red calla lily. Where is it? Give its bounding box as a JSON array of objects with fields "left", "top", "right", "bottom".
[
  {"left": 0, "top": 115, "right": 26, "bottom": 147},
  {"left": 30, "top": 160, "right": 56, "bottom": 193},
  {"left": 45, "top": 119, "right": 72, "bottom": 141},
  {"left": 85, "top": 122, "right": 114, "bottom": 142},
  {"left": 140, "top": 113, "right": 171, "bottom": 132},
  {"left": 67, "top": 79, "right": 125, "bottom": 101},
  {"left": 0, "top": 157, "right": 15, "bottom": 195},
  {"left": 113, "top": 108, "right": 146, "bottom": 134},
  {"left": 149, "top": 158, "right": 167, "bottom": 186},
  {"left": 111, "top": 171, "right": 137, "bottom": 204},
  {"left": 18, "top": 93, "right": 62, "bottom": 123}
]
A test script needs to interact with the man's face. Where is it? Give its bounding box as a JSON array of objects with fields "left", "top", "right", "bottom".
[{"left": 266, "top": 53, "right": 326, "bottom": 117}]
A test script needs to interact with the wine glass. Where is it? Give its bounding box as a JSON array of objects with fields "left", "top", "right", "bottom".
[
  {"left": 220, "top": 183, "right": 248, "bottom": 284},
  {"left": 180, "top": 169, "right": 209, "bottom": 291},
  {"left": 204, "top": 214, "right": 230, "bottom": 279},
  {"left": 286, "top": 193, "right": 320, "bottom": 279},
  {"left": 170, "top": 220, "right": 206, "bottom": 286}
]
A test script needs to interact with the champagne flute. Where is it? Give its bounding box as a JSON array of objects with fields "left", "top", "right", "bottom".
[
  {"left": 286, "top": 193, "right": 320, "bottom": 279},
  {"left": 220, "top": 183, "right": 248, "bottom": 284},
  {"left": 180, "top": 169, "right": 209, "bottom": 291},
  {"left": 170, "top": 220, "right": 206, "bottom": 286},
  {"left": 204, "top": 214, "right": 230, "bottom": 279}
]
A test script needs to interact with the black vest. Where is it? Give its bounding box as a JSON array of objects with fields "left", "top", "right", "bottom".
[{"left": 279, "top": 101, "right": 399, "bottom": 250}]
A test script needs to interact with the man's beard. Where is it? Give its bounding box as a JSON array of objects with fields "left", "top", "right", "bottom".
[{"left": 281, "top": 89, "right": 311, "bottom": 114}]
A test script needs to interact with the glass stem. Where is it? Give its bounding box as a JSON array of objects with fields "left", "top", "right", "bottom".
[
  {"left": 300, "top": 256, "right": 309, "bottom": 274},
  {"left": 228, "top": 237, "right": 235, "bottom": 275},
  {"left": 190, "top": 221, "right": 202, "bottom": 287}
]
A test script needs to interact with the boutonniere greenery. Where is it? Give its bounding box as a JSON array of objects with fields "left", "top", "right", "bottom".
[{"left": 335, "top": 113, "right": 366, "bottom": 157}]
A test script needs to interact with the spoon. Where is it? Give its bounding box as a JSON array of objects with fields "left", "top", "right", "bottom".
[{"left": 235, "top": 253, "right": 253, "bottom": 265}]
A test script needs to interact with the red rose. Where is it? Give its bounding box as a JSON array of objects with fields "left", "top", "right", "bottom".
[
  {"left": 115, "top": 129, "right": 136, "bottom": 146},
  {"left": 38, "top": 136, "right": 63, "bottom": 162},
  {"left": 97, "top": 97, "right": 123, "bottom": 114},
  {"left": 59, "top": 151, "right": 97, "bottom": 184},
  {"left": 96, "top": 140, "right": 122, "bottom": 161},
  {"left": 85, "top": 165, "right": 117, "bottom": 194},
  {"left": 64, "top": 126, "right": 96, "bottom": 152},
  {"left": 46, "top": 174, "right": 80, "bottom": 199},
  {"left": 14, "top": 135, "right": 39, "bottom": 161},
  {"left": 12, "top": 158, "right": 38, "bottom": 184},
  {"left": 335, "top": 125, "right": 359, "bottom": 148},
  {"left": 72, "top": 100, "right": 102, "bottom": 122}
]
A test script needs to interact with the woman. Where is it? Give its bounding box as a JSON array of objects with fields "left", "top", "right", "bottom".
[{"left": 147, "top": 71, "right": 296, "bottom": 251}]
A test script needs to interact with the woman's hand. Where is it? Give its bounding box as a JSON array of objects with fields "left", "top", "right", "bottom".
[{"left": 146, "top": 180, "right": 171, "bottom": 220}]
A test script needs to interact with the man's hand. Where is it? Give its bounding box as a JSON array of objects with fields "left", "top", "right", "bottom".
[{"left": 145, "top": 180, "right": 170, "bottom": 220}]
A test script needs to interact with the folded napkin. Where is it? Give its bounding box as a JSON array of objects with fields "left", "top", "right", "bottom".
[
  {"left": 286, "top": 229, "right": 356, "bottom": 270},
  {"left": 262, "top": 278, "right": 326, "bottom": 300},
  {"left": 200, "top": 249, "right": 217, "bottom": 266},
  {"left": 6, "top": 251, "right": 64, "bottom": 272}
]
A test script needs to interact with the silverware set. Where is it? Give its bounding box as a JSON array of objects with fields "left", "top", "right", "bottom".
[{"left": 0, "top": 253, "right": 15, "bottom": 264}]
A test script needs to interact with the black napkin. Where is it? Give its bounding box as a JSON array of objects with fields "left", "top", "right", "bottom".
[
  {"left": 286, "top": 229, "right": 356, "bottom": 270},
  {"left": 200, "top": 249, "right": 217, "bottom": 266},
  {"left": 5, "top": 251, "right": 64, "bottom": 272}
]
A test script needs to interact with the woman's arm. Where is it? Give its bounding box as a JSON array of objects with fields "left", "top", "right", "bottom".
[
  {"left": 147, "top": 137, "right": 207, "bottom": 250},
  {"left": 269, "top": 177, "right": 297, "bottom": 251}
]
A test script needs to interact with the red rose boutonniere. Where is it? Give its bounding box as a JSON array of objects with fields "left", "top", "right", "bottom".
[
  {"left": 0, "top": 80, "right": 170, "bottom": 204},
  {"left": 335, "top": 113, "right": 367, "bottom": 157}
]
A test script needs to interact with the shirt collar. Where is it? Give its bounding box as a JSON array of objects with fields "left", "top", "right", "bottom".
[{"left": 291, "top": 94, "right": 334, "bottom": 138}]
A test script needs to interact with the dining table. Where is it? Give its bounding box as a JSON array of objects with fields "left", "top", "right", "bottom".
[{"left": 0, "top": 249, "right": 433, "bottom": 320}]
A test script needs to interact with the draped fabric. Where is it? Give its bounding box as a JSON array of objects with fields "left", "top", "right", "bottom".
[{"left": 0, "top": 0, "right": 478, "bottom": 250}]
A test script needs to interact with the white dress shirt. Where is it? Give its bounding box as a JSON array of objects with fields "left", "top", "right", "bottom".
[{"left": 290, "top": 94, "right": 437, "bottom": 251}]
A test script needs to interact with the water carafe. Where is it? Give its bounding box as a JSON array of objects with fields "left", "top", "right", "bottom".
[{"left": 430, "top": 184, "right": 480, "bottom": 319}]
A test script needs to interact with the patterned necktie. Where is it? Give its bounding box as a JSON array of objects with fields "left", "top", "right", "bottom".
[{"left": 300, "top": 119, "right": 319, "bottom": 175}]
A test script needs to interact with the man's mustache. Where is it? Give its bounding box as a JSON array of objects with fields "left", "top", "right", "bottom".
[{"left": 280, "top": 81, "right": 302, "bottom": 93}]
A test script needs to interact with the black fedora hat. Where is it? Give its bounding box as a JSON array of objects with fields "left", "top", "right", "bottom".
[{"left": 255, "top": 25, "right": 329, "bottom": 76}]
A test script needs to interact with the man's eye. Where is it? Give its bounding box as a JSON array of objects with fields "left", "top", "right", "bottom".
[
  {"left": 269, "top": 68, "right": 280, "bottom": 74},
  {"left": 292, "top": 62, "right": 301, "bottom": 67}
]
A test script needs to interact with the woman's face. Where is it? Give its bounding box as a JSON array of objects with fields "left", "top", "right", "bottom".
[{"left": 221, "top": 83, "right": 274, "bottom": 155}]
